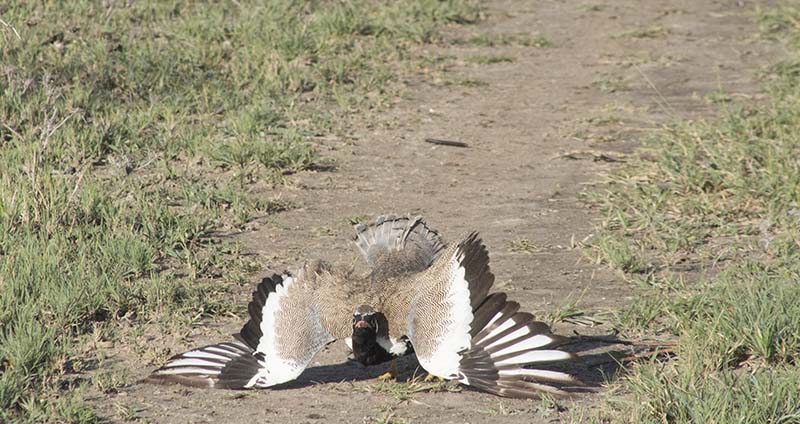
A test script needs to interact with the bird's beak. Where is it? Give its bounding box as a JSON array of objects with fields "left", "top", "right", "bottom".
[{"left": 355, "top": 320, "right": 372, "bottom": 329}]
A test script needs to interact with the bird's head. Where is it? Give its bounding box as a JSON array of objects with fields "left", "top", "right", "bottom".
[{"left": 352, "top": 305, "right": 378, "bottom": 333}]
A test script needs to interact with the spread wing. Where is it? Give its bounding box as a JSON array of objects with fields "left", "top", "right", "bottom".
[
  {"left": 353, "top": 214, "right": 445, "bottom": 281},
  {"left": 147, "top": 262, "right": 356, "bottom": 389},
  {"left": 399, "top": 233, "right": 576, "bottom": 398}
]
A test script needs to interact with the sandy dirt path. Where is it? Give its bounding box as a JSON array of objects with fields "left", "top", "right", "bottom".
[{"left": 101, "top": 1, "right": 779, "bottom": 422}]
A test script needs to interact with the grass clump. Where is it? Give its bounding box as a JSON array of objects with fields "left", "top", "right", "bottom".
[
  {"left": 363, "top": 373, "right": 460, "bottom": 401},
  {"left": 464, "top": 54, "right": 515, "bottom": 65},
  {"left": 616, "top": 25, "right": 670, "bottom": 39},
  {"left": 592, "top": 234, "right": 648, "bottom": 274},
  {"left": 589, "top": 5, "right": 800, "bottom": 423},
  {"left": 462, "top": 33, "right": 553, "bottom": 47},
  {"left": 0, "top": 0, "right": 479, "bottom": 421},
  {"left": 758, "top": 5, "right": 800, "bottom": 46},
  {"left": 615, "top": 363, "right": 800, "bottom": 424},
  {"left": 509, "top": 238, "right": 540, "bottom": 253}
]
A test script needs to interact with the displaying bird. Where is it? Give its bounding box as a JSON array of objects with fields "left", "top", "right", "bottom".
[{"left": 146, "top": 215, "right": 576, "bottom": 397}]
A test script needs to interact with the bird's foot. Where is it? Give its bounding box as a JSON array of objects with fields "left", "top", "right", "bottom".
[
  {"left": 377, "top": 371, "right": 396, "bottom": 381},
  {"left": 377, "top": 359, "right": 398, "bottom": 381},
  {"left": 423, "top": 373, "right": 443, "bottom": 383}
]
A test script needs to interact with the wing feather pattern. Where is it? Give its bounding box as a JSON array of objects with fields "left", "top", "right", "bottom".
[
  {"left": 404, "top": 233, "right": 576, "bottom": 398},
  {"left": 147, "top": 263, "right": 355, "bottom": 389},
  {"left": 148, "top": 218, "right": 576, "bottom": 398}
]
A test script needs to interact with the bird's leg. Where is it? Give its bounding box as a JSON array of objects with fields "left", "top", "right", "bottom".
[
  {"left": 423, "top": 373, "right": 443, "bottom": 383},
  {"left": 377, "top": 359, "right": 398, "bottom": 381}
]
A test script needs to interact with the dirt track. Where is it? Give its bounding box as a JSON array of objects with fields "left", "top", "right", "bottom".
[{"left": 96, "top": 1, "right": 779, "bottom": 422}]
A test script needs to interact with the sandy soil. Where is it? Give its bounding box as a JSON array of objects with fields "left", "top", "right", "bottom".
[{"left": 90, "top": 1, "right": 780, "bottom": 422}]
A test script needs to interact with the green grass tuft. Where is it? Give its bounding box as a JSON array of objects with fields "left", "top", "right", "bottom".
[
  {"left": 461, "top": 33, "right": 553, "bottom": 47},
  {"left": 616, "top": 25, "right": 670, "bottom": 39},
  {"left": 589, "top": 4, "right": 800, "bottom": 422},
  {"left": 464, "top": 54, "right": 515, "bottom": 65},
  {"left": 362, "top": 373, "right": 460, "bottom": 401},
  {"left": 509, "top": 238, "right": 540, "bottom": 253},
  {"left": 592, "top": 234, "right": 649, "bottom": 273},
  {"left": 614, "top": 362, "right": 800, "bottom": 424}
]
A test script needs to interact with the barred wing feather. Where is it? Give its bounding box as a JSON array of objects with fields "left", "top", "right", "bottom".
[
  {"left": 147, "top": 264, "right": 352, "bottom": 389},
  {"left": 406, "top": 234, "right": 576, "bottom": 398}
]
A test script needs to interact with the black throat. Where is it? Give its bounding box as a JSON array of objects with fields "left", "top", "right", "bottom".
[{"left": 351, "top": 327, "right": 393, "bottom": 366}]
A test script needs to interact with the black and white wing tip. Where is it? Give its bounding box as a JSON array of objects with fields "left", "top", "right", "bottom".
[
  {"left": 458, "top": 292, "right": 577, "bottom": 398},
  {"left": 410, "top": 233, "right": 576, "bottom": 398},
  {"left": 146, "top": 272, "right": 319, "bottom": 390},
  {"left": 145, "top": 341, "right": 267, "bottom": 389}
]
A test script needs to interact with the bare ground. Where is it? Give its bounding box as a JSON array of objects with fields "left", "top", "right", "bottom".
[{"left": 90, "top": 1, "right": 781, "bottom": 422}]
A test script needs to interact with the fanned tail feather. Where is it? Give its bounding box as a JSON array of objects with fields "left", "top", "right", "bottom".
[
  {"left": 458, "top": 293, "right": 576, "bottom": 398},
  {"left": 353, "top": 214, "right": 445, "bottom": 274}
]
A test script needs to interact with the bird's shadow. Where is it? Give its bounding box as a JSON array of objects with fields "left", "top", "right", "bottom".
[
  {"left": 556, "top": 332, "right": 671, "bottom": 390},
  {"left": 276, "top": 334, "right": 638, "bottom": 392},
  {"left": 274, "top": 355, "right": 425, "bottom": 390},
  {"left": 143, "top": 335, "right": 645, "bottom": 395}
]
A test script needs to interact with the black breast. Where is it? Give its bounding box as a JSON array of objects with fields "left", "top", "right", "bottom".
[{"left": 351, "top": 327, "right": 394, "bottom": 366}]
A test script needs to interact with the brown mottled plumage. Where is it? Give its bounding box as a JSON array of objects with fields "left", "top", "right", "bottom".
[
  {"left": 379, "top": 234, "right": 493, "bottom": 358},
  {"left": 147, "top": 215, "right": 576, "bottom": 397}
]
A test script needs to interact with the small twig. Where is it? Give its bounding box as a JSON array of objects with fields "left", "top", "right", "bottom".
[
  {"left": 631, "top": 340, "right": 678, "bottom": 348},
  {"left": 2, "top": 123, "right": 23, "bottom": 141},
  {"left": 635, "top": 65, "right": 676, "bottom": 118},
  {"left": 7, "top": 189, "right": 17, "bottom": 213},
  {"left": 424, "top": 138, "right": 469, "bottom": 148},
  {"left": 572, "top": 332, "right": 678, "bottom": 348},
  {"left": 42, "top": 109, "right": 78, "bottom": 150},
  {"left": 572, "top": 332, "right": 633, "bottom": 345},
  {"left": 585, "top": 347, "right": 676, "bottom": 367},
  {"left": 66, "top": 169, "right": 86, "bottom": 205},
  {"left": 0, "top": 17, "right": 22, "bottom": 41},
  {"left": 554, "top": 150, "right": 626, "bottom": 162},
  {"left": 619, "top": 347, "right": 675, "bottom": 363}
]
